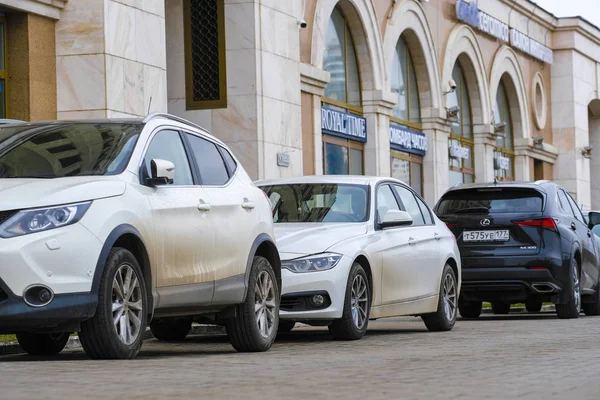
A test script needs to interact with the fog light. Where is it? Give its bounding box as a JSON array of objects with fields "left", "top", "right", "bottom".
[
  {"left": 312, "top": 294, "right": 324, "bottom": 306},
  {"left": 39, "top": 289, "right": 52, "bottom": 303}
]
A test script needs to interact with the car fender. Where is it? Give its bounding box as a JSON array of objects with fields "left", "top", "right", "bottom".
[{"left": 243, "top": 233, "right": 281, "bottom": 302}]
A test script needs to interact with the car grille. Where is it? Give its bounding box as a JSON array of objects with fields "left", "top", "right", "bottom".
[
  {"left": 281, "top": 297, "right": 303, "bottom": 310},
  {"left": 0, "top": 210, "right": 18, "bottom": 225}
]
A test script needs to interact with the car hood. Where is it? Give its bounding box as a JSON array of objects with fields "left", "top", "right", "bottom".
[
  {"left": 0, "top": 176, "right": 126, "bottom": 210},
  {"left": 274, "top": 223, "right": 368, "bottom": 258}
]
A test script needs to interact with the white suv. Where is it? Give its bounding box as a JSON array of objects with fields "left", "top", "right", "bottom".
[{"left": 0, "top": 113, "right": 281, "bottom": 359}]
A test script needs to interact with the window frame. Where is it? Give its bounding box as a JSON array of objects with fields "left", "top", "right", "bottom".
[
  {"left": 494, "top": 81, "right": 515, "bottom": 181},
  {"left": 392, "top": 183, "right": 435, "bottom": 227},
  {"left": 323, "top": 134, "right": 364, "bottom": 175},
  {"left": 391, "top": 36, "right": 421, "bottom": 129},
  {"left": 448, "top": 62, "right": 475, "bottom": 183},
  {"left": 390, "top": 150, "right": 423, "bottom": 196},
  {"left": 322, "top": 6, "right": 363, "bottom": 114},
  {"left": 375, "top": 183, "right": 402, "bottom": 227},
  {"left": 183, "top": 0, "right": 227, "bottom": 110}
]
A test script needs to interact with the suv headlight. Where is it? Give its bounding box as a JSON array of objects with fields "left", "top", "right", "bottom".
[
  {"left": 0, "top": 201, "right": 92, "bottom": 238},
  {"left": 282, "top": 253, "right": 343, "bottom": 273}
]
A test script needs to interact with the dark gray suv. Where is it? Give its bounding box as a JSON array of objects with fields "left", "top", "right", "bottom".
[{"left": 434, "top": 181, "right": 600, "bottom": 319}]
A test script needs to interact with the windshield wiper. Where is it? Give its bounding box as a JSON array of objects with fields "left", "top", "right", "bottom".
[{"left": 454, "top": 206, "right": 490, "bottom": 214}]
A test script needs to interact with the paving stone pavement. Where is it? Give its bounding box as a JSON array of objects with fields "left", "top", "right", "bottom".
[{"left": 1, "top": 312, "right": 599, "bottom": 400}]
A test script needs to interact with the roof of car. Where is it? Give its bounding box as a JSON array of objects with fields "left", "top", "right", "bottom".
[
  {"left": 443, "top": 180, "right": 556, "bottom": 193},
  {"left": 255, "top": 175, "right": 405, "bottom": 187}
]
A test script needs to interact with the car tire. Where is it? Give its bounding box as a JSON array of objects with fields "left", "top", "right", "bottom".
[
  {"left": 458, "top": 299, "right": 482, "bottom": 318},
  {"left": 328, "top": 262, "right": 370, "bottom": 341},
  {"left": 277, "top": 320, "right": 296, "bottom": 333},
  {"left": 226, "top": 256, "right": 279, "bottom": 352},
  {"left": 79, "top": 248, "right": 148, "bottom": 359},
  {"left": 582, "top": 284, "right": 600, "bottom": 316},
  {"left": 422, "top": 264, "right": 458, "bottom": 332},
  {"left": 16, "top": 332, "right": 70, "bottom": 356},
  {"left": 556, "top": 258, "right": 581, "bottom": 319},
  {"left": 491, "top": 302, "right": 511, "bottom": 314},
  {"left": 525, "top": 300, "right": 543, "bottom": 313},
  {"left": 150, "top": 317, "right": 192, "bottom": 341}
]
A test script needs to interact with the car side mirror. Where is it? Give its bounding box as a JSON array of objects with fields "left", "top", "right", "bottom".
[
  {"left": 380, "top": 210, "right": 413, "bottom": 229},
  {"left": 148, "top": 159, "right": 175, "bottom": 186},
  {"left": 588, "top": 211, "right": 600, "bottom": 229}
]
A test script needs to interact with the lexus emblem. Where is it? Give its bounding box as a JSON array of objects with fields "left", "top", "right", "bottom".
[{"left": 480, "top": 219, "right": 491, "bottom": 227}]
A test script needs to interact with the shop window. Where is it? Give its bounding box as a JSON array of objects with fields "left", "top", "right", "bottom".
[
  {"left": 447, "top": 62, "right": 474, "bottom": 185},
  {"left": 183, "top": 0, "right": 227, "bottom": 110},
  {"left": 0, "top": 17, "right": 6, "bottom": 118},
  {"left": 391, "top": 36, "right": 420, "bottom": 125},
  {"left": 323, "top": 136, "right": 363, "bottom": 175},
  {"left": 391, "top": 151, "right": 422, "bottom": 196},
  {"left": 493, "top": 81, "right": 514, "bottom": 181},
  {"left": 323, "top": 7, "right": 361, "bottom": 111}
]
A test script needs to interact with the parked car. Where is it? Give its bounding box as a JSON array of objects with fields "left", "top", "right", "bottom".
[
  {"left": 255, "top": 176, "right": 461, "bottom": 340},
  {"left": 434, "top": 181, "right": 600, "bottom": 319},
  {"left": 583, "top": 210, "right": 600, "bottom": 237},
  {"left": 0, "top": 113, "right": 281, "bottom": 359}
]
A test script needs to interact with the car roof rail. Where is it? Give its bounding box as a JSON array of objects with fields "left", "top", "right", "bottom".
[
  {"left": 142, "top": 112, "right": 208, "bottom": 133},
  {"left": 534, "top": 180, "right": 552, "bottom": 185}
]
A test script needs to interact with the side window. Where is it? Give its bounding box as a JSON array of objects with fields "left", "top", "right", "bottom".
[
  {"left": 185, "top": 134, "right": 229, "bottom": 185},
  {"left": 557, "top": 190, "right": 573, "bottom": 217},
  {"left": 565, "top": 192, "right": 585, "bottom": 223},
  {"left": 219, "top": 146, "right": 237, "bottom": 176},
  {"left": 394, "top": 185, "right": 426, "bottom": 226},
  {"left": 416, "top": 196, "right": 434, "bottom": 225},
  {"left": 144, "top": 130, "right": 193, "bottom": 185},
  {"left": 376, "top": 185, "right": 400, "bottom": 223}
]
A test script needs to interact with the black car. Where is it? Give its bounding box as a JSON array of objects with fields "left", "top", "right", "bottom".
[{"left": 434, "top": 181, "right": 600, "bottom": 319}]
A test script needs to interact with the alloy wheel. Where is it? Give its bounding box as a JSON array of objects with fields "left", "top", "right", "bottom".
[
  {"left": 112, "top": 264, "right": 144, "bottom": 346},
  {"left": 350, "top": 274, "right": 369, "bottom": 329},
  {"left": 443, "top": 271, "right": 457, "bottom": 321},
  {"left": 255, "top": 270, "right": 277, "bottom": 338},
  {"left": 573, "top": 263, "right": 581, "bottom": 312}
]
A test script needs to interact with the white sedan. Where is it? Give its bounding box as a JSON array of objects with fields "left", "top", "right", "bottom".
[{"left": 255, "top": 176, "right": 461, "bottom": 340}]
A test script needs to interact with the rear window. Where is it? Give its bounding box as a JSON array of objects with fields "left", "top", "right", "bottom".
[{"left": 436, "top": 189, "right": 543, "bottom": 215}]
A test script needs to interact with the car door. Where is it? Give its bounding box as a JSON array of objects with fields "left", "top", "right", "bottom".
[
  {"left": 563, "top": 190, "right": 599, "bottom": 290},
  {"left": 141, "top": 129, "right": 215, "bottom": 302},
  {"left": 183, "top": 132, "right": 257, "bottom": 290},
  {"left": 375, "top": 184, "right": 420, "bottom": 304},
  {"left": 393, "top": 184, "right": 442, "bottom": 299}
]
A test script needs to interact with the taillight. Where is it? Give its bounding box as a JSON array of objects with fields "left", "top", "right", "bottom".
[
  {"left": 513, "top": 218, "right": 557, "bottom": 231},
  {"left": 446, "top": 223, "right": 457, "bottom": 229}
]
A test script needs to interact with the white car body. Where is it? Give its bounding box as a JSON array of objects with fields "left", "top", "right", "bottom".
[
  {"left": 0, "top": 114, "right": 281, "bottom": 358},
  {"left": 256, "top": 176, "right": 461, "bottom": 323}
]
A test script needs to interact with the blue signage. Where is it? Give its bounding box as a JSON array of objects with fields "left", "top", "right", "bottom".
[
  {"left": 321, "top": 106, "right": 367, "bottom": 143},
  {"left": 456, "top": 0, "right": 479, "bottom": 28},
  {"left": 390, "top": 123, "right": 428, "bottom": 157}
]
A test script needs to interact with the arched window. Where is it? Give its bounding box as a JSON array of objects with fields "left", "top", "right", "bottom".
[
  {"left": 493, "top": 81, "right": 514, "bottom": 180},
  {"left": 391, "top": 36, "right": 420, "bottom": 124},
  {"left": 448, "top": 61, "right": 474, "bottom": 186},
  {"left": 323, "top": 7, "right": 361, "bottom": 108}
]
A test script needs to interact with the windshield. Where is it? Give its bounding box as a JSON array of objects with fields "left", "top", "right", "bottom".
[
  {"left": 436, "top": 189, "right": 543, "bottom": 215},
  {"left": 0, "top": 123, "right": 142, "bottom": 178},
  {"left": 260, "top": 183, "right": 369, "bottom": 223}
]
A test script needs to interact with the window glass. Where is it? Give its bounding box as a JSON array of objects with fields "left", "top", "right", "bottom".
[
  {"left": 394, "top": 185, "right": 425, "bottom": 226},
  {"left": 219, "top": 146, "right": 237, "bottom": 175},
  {"left": 557, "top": 190, "right": 573, "bottom": 217},
  {"left": 346, "top": 32, "right": 361, "bottom": 107},
  {"left": 391, "top": 39, "right": 408, "bottom": 121},
  {"left": 144, "top": 130, "right": 193, "bottom": 185},
  {"left": 436, "top": 189, "right": 543, "bottom": 215},
  {"left": 565, "top": 191, "right": 584, "bottom": 222},
  {"left": 411, "top": 161, "right": 422, "bottom": 196},
  {"left": 260, "top": 183, "right": 368, "bottom": 223},
  {"left": 325, "top": 142, "right": 349, "bottom": 175},
  {"left": 415, "top": 196, "right": 433, "bottom": 225},
  {"left": 0, "top": 123, "right": 142, "bottom": 179},
  {"left": 323, "top": 8, "right": 347, "bottom": 103},
  {"left": 377, "top": 185, "right": 400, "bottom": 223},
  {"left": 185, "top": 134, "right": 229, "bottom": 185},
  {"left": 391, "top": 157, "right": 410, "bottom": 184},
  {"left": 493, "top": 81, "right": 514, "bottom": 180},
  {"left": 349, "top": 148, "right": 363, "bottom": 175}
]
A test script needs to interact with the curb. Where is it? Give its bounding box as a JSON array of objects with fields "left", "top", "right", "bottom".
[{"left": 0, "top": 325, "right": 226, "bottom": 357}]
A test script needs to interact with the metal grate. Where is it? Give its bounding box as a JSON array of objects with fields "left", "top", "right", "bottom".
[{"left": 189, "top": 0, "right": 221, "bottom": 102}]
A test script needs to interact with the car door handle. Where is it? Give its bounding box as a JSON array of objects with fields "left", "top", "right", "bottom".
[
  {"left": 434, "top": 233, "right": 442, "bottom": 241},
  {"left": 588, "top": 230, "right": 593, "bottom": 238},
  {"left": 241, "top": 198, "right": 256, "bottom": 210},
  {"left": 408, "top": 237, "right": 417, "bottom": 246},
  {"left": 198, "top": 201, "right": 212, "bottom": 211},
  {"left": 571, "top": 222, "right": 577, "bottom": 231}
]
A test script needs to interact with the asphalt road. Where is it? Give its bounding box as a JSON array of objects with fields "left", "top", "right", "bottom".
[{"left": 1, "top": 311, "right": 599, "bottom": 400}]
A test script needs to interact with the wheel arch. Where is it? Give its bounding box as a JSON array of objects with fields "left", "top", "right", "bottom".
[
  {"left": 92, "top": 224, "right": 154, "bottom": 317},
  {"left": 353, "top": 254, "right": 374, "bottom": 303},
  {"left": 243, "top": 233, "right": 281, "bottom": 301}
]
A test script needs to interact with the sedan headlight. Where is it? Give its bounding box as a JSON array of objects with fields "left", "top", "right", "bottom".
[
  {"left": 0, "top": 201, "right": 92, "bottom": 238},
  {"left": 282, "top": 253, "right": 342, "bottom": 273}
]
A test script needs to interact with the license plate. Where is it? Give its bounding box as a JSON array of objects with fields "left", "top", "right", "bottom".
[{"left": 463, "top": 230, "right": 510, "bottom": 242}]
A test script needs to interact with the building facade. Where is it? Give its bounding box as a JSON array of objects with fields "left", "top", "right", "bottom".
[{"left": 2, "top": 0, "right": 600, "bottom": 207}]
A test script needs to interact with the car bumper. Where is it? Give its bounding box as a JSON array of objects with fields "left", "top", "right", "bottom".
[
  {"left": 460, "top": 255, "right": 568, "bottom": 302},
  {"left": 279, "top": 255, "right": 353, "bottom": 320},
  {"left": 0, "top": 223, "right": 103, "bottom": 296}
]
